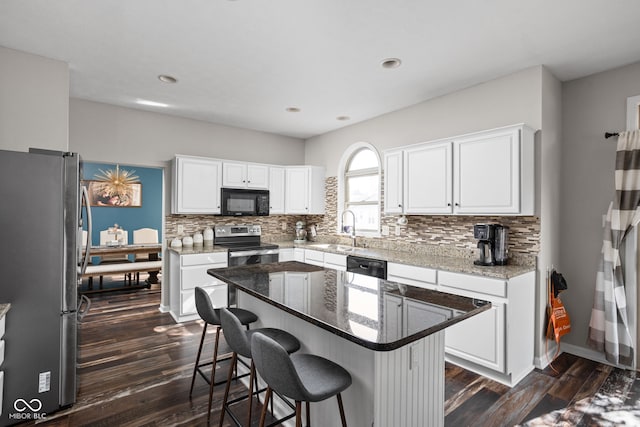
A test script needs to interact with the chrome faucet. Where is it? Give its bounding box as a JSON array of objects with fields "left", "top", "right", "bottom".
[{"left": 341, "top": 209, "right": 356, "bottom": 247}]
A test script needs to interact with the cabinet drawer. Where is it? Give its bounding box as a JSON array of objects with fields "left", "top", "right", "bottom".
[
  {"left": 181, "top": 252, "right": 227, "bottom": 267},
  {"left": 181, "top": 266, "right": 226, "bottom": 290},
  {"left": 387, "top": 263, "right": 437, "bottom": 289},
  {"left": 278, "top": 248, "right": 294, "bottom": 262},
  {"left": 304, "top": 249, "right": 324, "bottom": 266},
  {"left": 324, "top": 253, "right": 346, "bottom": 270},
  {"left": 438, "top": 271, "right": 506, "bottom": 298},
  {"left": 181, "top": 285, "right": 228, "bottom": 315}
]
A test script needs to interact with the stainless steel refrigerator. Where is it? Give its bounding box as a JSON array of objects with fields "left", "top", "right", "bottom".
[{"left": 0, "top": 149, "right": 91, "bottom": 425}]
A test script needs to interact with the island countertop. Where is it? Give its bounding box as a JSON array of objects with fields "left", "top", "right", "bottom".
[{"left": 208, "top": 261, "right": 490, "bottom": 351}]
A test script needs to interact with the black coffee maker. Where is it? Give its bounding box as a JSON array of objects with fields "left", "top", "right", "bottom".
[{"left": 473, "top": 224, "right": 495, "bottom": 266}]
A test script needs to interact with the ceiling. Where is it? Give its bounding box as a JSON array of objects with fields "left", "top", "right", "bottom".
[{"left": 2, "top": 1, "right": 640, "bottom": 139}]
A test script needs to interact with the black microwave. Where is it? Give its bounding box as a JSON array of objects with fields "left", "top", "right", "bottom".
[{"left": 220, "top": 188, "right": 269, "bottom": 216}]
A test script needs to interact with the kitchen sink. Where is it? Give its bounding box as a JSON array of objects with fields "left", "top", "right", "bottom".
[
  {"left": 307, "top": 243, "right": 356, "bottom": 253},
  {"left": 335, "top": 245, "right": 355, "bottom": 252}
]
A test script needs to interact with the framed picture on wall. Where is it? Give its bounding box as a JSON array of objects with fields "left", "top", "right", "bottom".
[{"left": 85, "top": 180, "right": 142, "bottom": 207}]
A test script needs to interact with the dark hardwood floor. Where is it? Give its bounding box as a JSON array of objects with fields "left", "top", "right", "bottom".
[{"left": 18, "top": 283, "right": 640, "bottom": 426}]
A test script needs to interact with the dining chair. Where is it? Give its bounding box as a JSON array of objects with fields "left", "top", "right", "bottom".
[
  {"left": 98, "top": 229, "right": 132, "bottom": 284},
  {"left": 133, "top": 228, "right": 159, "bottom": 284}
]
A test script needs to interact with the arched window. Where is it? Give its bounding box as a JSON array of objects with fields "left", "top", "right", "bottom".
[{"left": 338, "top": 143, "right": 381, "bottom": 235}]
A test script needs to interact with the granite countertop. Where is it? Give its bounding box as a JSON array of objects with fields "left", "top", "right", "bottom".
[
  {"left": 274, "top": 240, "right": 534, "bottom": 279},
  {"left": 208, "top": 261, "right": 490, "bottom": 351},
  {"left": 0, "top": 303, "right": 11, "bottom": 318},
  {"left": 167, "top": 244, "right": 227, "bottom": 255}
]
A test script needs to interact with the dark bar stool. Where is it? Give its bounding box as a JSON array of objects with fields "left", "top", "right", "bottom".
[
  {"left": 188, "top": 287, "right": 258, "bottom": 421},
  {"left": 219, "top": 308, "right": 301, "bottom": 427},
  {"left": 251, "top": 332, "right": 352, "bottom": 427}
]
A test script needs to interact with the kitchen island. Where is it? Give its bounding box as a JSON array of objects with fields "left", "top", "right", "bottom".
[{"left": 208, "top": 261, "right": 489, "bottom": 427}]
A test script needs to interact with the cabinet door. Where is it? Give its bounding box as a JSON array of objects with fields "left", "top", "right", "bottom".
[
  {"left": 269, "top": 166, "right": 286, "bottom": 214},
  {"left": 284, "top": 272, "right": 309, "bottom": 312},
  {"left": 285, "top": 167, "right": 310, "bottom": 214},
  {"left": 454, "top": 128, "right": 520, "bottom": 214},
  {"left": 303, "top": 249, "right": 324, "bottom": 267},
  {"left": 405, "top": 299, "right": 452, "bottom": 335},
  {"left": 404, "top": 142, "right": 452, "bottom": 214},
  {"left": 383, "top": 293, "right": 403, "bottom": 341},
  {"left": 173, "top": 156, "right": 222, "bottom": 214},
  {"left": 384, "top": 151, "right": 403, "bottom": 214},
  {"left": 445, "top": 302, "right": 505, "bottom": 372},
  {"left": 246, "top": 164, "right": 269, "bottom": 189},
  {"left": 222, "top": 161, "right": 247, "bottom": 188}
]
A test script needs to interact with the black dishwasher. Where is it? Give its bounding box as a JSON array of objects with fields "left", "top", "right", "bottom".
[{"left": 346, "top": 255, "right": 387, "bottom": 279}]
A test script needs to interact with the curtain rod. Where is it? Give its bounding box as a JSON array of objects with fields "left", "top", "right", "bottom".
[{"left": 605, "top": 132, "right": 620, "bottom": 139}]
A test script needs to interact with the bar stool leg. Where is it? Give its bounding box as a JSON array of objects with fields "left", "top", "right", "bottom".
[
  {"left": 306, "top": 401, "right": 310, "bottom": 427},
  {"left": 246, "top": 360, "right": 256, "bottom": 427},
  {"left": 207, "top": 327, "right": 222, "bottom": 420},
  {"left": 218, "top": 352, "right": 237, "bottom": 425},
  {"left": 259, "top": 387, "right": 272, "bottom": 427},
  {"left": 337, "top": 393, "right": 347, "bottom": 427},
  {"left": 189, "top": 324, "right": 208, "bottom": 397},
  {"left": 295, "top": 401, "right": 302, "bottom": 427}
]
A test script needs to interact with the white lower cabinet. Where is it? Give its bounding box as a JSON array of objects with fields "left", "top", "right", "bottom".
[
  {"left": 278, "top": 248, "right": 294, "bottom": 262},
  {"left": 303, "top": 249, "right": 324, "bottom": 267},
  {"left": 438, "top": 270, "right": 535, "bottom": 386},
  {"left": 303, "top": 249, "right": 347, "bottom": 270},
  {"left": 169, "top": 251, "right": 228, "bottom": 322}
]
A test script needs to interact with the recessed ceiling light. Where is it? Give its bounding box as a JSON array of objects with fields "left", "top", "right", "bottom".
[
  {"left": 381, "top": 58, "right": 402, "bottom": 69},
  {"left": 336, "top": 116, "right": 351, "bottom": 121},
  {"left": 158, "top": 74, "right": 178, "bottom": 83},
  {"left": 286, "top": 107, "right": 301, "bottom": 113},
  {"left": 136, "top": 99, "right": 169, "bottom": 108}
]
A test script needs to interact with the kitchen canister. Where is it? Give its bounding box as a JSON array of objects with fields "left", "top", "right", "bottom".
[
  {"left": 203, "top": 227, "right": 214, "bottom": 243},
  {"left": 193, "top": 232, "right": 203, "bottom": 245},
  {"left": 170, "top": 237, "right": 183, "bottom": 248},
  {"left": 182, "top": 236, "right": 194, "bottom": 247}
]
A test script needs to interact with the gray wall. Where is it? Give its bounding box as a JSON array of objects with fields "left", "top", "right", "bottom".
[
  {"left": 69, "top": 98, "right": 305, "bottom": 167},
  {"left": 560, "top": 61, "right": 640, "bottom": 358},
  {"left": 0, "top": 46, "right": 69, "bottom": 152},
  {"left": 304, "top": 66, "right": 543, "bottom": 176}
]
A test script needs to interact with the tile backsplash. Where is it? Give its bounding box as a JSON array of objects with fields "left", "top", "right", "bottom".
[{"left": 166, "top": 176, "right": 539, "bottom": 266}]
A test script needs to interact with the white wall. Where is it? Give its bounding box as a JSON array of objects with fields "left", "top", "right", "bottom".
[
  {"left": 304, "top": 66, "right": 543, "bottom": 176},
  {"left": 560, "top": 61, "right": 640, "bottom": 361},
  {"left": 0, "top": 46, "right": 69, "bottom": 152}
]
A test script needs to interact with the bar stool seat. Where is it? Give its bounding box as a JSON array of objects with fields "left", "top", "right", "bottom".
[
  {"left": 219, "top": 308, "right": 301, "bottom": 426},
  {"left": 251, "top": 332, "right": 352, "bottom": 427},
  {"left": 189, "top": 287, "right": 258, "bottom": 422}
]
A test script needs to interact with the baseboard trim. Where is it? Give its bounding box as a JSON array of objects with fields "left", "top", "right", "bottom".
[
  {"left": 560, "top": 342, "right": 621, "bottom": 368},
  {"left": 535, "top": 340, "right": 560, "bottom": 369},
  {"left": 158, "top": 304, "right": 170, "bottom": 313}
]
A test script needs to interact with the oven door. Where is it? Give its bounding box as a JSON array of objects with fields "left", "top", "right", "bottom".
[
  {"left": 228, "top": 249, "right": 279, "bottom": 266},
  {"left": 227, "top": 248, "right": 279, "bottom": 305}
]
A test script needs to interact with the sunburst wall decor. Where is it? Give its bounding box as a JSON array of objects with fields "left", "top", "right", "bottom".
[{"left": 86, "top": 165, "right": 142, "bottom": 207}]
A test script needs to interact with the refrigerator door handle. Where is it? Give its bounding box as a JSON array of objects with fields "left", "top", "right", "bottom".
[
  {"left": 77, "top": 294, "right": 91, "bottom": 321},
  {"left": 80, "top": 185, "right": 92, "bottom": 276}
]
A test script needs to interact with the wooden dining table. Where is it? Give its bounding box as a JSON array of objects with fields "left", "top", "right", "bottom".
[{"left": 83, "top": 243, "right": 163, "bottom": 284}]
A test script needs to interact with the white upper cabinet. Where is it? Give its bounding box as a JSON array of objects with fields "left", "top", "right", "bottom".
[
  {"left": 383, "top": 150, "right": 403, "bottom": 214},
  {"left": 285, "top": 166, "right": 325, "bottom": 215},
  {"left": 454, "top": 126, "right": 531, "bottom": 214},
  {"left": 404, "top": 142, "right": 453, "bottom": 214},
  {"left": 269, "top": 166, "right": 286, "bottom": 214},
  {"left": 222, "top": 161, "right": 269, "bottom": 189},
  {"left": 383, "top": 124, "right": 535, "bottom": 216},
  {"left": 172, "top": 155, "right": 222, "bottom": 214}
]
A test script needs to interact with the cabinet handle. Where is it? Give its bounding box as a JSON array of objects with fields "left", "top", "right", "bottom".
[
  {"left": 398, "top": 204, "right": 402, "bottom": 207},
  {"left": 447, "top": 203, "right": 451, "bottom": 206},
  {"left": 455, "top": 202, "right": 460, "bottom": 206}
]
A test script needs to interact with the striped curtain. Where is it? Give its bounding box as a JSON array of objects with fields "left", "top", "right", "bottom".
[{"left": 588, "top": 130, "right": 640, "bottom": 365}]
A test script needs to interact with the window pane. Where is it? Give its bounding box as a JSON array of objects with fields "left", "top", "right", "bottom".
[
  {"left": 348, "top": 149, "right": 378, "bottom": 171},
  {"left": 346, "top": 204, "right": 379, "bottom": 231},
  {"left": 347, "top": 175, "right": 378, "bottom": 202}
]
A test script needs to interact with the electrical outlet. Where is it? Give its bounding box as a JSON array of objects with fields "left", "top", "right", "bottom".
[
  {"left": 381, "top": 225, "right": 390, "bottom": 236},
  {"left": 177, "top": 225, "right": 184, "bottom": 234},
  {"left": 281, "top": 221, "right": 287, "bottom": 231},
  {"left": 395, "top": 226, "right": 401, "bottom": 236}
]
